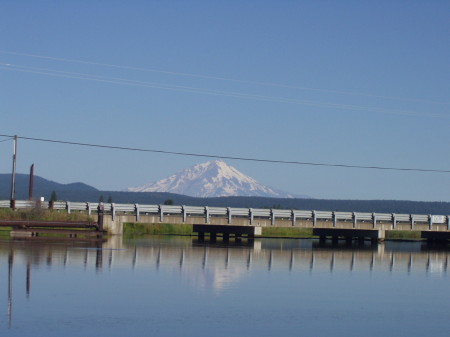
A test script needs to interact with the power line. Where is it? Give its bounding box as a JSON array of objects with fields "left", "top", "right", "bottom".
[
  {"left": 1, "top": 63, "right": 447, "bottom": 118},
  {"left": 0, "top": 136, "right": 14, "bottom": 143},
  {"left": 1, "top": 133, "right": 449, "bottom": 174},
  {"left": 1, "top": 50, "right": 448, "bottom": 106}
]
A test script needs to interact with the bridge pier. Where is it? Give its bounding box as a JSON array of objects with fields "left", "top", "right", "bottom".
[
  {"left": 210, "top": 233, "right": 217, "bottom": 242},
  {"left": 421, "top": 231, "right": 450, "bottom": 243},
  {"left": 193, "top": 224, "right": 261, "bottom": 242},
  {"left": 223, "top": 233, "right": 230, "bottom": 242},
  {"left": 313, "top": 228, "right": 386, "bottom": 242}
]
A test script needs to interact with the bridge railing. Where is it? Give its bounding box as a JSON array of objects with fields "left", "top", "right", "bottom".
[{"left": 1, "top": 199, "right": 449, "bottom": 230}]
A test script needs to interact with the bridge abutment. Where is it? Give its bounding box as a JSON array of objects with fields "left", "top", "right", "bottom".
[{"left": 103, "top": 215, "right": 126, "bottom": 235}]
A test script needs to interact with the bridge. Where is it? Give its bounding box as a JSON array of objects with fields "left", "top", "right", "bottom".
[{"left": 2, "top": 199, "right": 450, "bottom": 241}]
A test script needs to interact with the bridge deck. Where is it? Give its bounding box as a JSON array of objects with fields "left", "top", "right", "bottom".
[{"left": 2, "top": 200, "right": 450, "bottom": 239}]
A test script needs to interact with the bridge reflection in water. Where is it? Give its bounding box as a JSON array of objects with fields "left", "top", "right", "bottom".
[{"left": 2, "top": 236, "right": 449, "bottom": 276}]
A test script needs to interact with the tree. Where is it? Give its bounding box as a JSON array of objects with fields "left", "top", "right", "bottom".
[
  {"left": 164, "top": 199, "right": 174, "bottom": 205},
  {"left": 50, "top": 191, "right": 58, "bottom": 202},
  {"left": 107, "top": 196, "right": 113, "bottom": 203},
  {"left": 99, "top": 195, "right": 104, "bottom": 203}
]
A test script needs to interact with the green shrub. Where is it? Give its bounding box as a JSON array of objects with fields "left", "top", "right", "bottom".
[
  {"left": 261, "top": 227, "right": 313, "bottom": 238},
  {"left": 124, "top": 223, "right": 193, "bottom": 236},
  {"left": 385, "top": 230, "right": 421, "bottom": 240}
]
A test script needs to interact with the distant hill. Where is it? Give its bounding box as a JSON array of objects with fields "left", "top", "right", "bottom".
[
  {"left": 1, "top": 173, "right": 449, "bottom": 215},
  {"left": 0, "top": 173, "right": 97, "bottom": 200}
]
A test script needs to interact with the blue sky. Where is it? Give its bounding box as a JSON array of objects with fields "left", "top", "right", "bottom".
[{"left": 1, "top": 1, "right": 449, "bottom": 201}]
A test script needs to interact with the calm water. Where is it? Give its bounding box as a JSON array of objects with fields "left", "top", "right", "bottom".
[{"left": 1, "top": 235, "right": 450, "bottom": 336}]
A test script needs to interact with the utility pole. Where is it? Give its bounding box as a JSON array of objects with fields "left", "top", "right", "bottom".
[
  {"left": 10, "top": 135, "right": 17, "bottom": 208},
  {"left": 29, "top": 163, "right": 34, "bottom": 200}
]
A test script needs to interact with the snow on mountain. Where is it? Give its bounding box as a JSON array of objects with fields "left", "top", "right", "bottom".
[{"left": 127, "top": 160, "right": 295, "bottom": 198}]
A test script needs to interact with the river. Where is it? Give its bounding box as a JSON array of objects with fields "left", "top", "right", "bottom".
[{"left": 1, "top": 235, "right": 449, "bottom": 336}]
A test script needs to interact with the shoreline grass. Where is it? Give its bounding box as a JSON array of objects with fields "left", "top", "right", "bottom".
[
  {"left": 261, "top": 227, "right": 313, "bottom": 238},
  {"left": 385, "top": 230, "right": 421, "bottom": 240},
  {"left": 124, "top": 222, "right": 193, "bottom": 236},
  {"left": 0, "top": 208, "right": 94, "bottom": 222},
  {"left": 0, "top": 209, "right": 96, "bottom": 237}
]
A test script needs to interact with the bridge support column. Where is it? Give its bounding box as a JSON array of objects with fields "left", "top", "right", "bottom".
[
  {"left": 135, "top": 204, "right": 140, "bottom": 222},
  {"left": 102, "top": 215, "right": 123, "bottom": 235},
  {"left": 313, "top": 228, "right": 386, "bottom": 242},
  {"left": 193, "top": 224, "right": 261, "bottom": 242},
  {"left": 378, "top": 229, "right": 386, "bottom": 240}
]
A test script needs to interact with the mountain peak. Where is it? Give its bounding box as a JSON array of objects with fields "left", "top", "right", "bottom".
[{"left": 127, "top": 160, "right": 295, "bottom": 198}]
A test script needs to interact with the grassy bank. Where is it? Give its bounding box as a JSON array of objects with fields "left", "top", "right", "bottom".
[
  {"left": 0, "top": 208, "right": 97, "bottom": 237},
  {"left": 385, "top": 230, "right": 421, "bottom": 240},
  {"left": 0, "top": 208, "right": 93, "bottom": 222},
  {"left": 124, "top": 222, "right": 193, "bottom": 236},
  {"left": 0, "top": 226, "right": 11, "bottom": 236},
  {"left": 261, "top": 227, "right": 314, "bottom": 238}
]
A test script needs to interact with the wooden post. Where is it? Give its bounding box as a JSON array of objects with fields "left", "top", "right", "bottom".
[
  {"left": 28, "top": 164, "right": 34, "bottom": 200},
  {"left": 10, "top": 135, "right": 17, "bottom": 206},
  {"left": 97, "top": 203, "right": 104, "bottom": 231}
]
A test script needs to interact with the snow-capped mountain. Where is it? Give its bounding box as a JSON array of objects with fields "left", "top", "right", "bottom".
[{"left": 127, "top": 160, "right": 295, "bottom": 198}]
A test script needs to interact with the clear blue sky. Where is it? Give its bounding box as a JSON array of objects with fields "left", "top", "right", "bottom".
[{"left": 1, "top": 1, "right": 449, "bottom": 201}]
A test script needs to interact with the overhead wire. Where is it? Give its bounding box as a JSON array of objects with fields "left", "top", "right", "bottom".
[
  {"left": 0, "top": 50, "right": 448, "bottom": 106},
  {"left": 0, "top": 134, "right": 449, "bottom": 174},
  {"left": 0, "top": 136, "right": 14, "bottom": 143},
  {"left": 1, "top": 52, "right": 449, "bottom": 174},
  {"left": 0, "top": 63, "right": 447, "bottom": 118}
]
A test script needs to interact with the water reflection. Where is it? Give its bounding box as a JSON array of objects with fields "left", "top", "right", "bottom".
[
  {"left": 2, "top": 237, "right": 450, "bottom": 273},
  {"left": 1, "top": 236, "right": 450, "bottom": 328},
  {"left": 7, "top": 250, "right": 13, "bottom": 327}
]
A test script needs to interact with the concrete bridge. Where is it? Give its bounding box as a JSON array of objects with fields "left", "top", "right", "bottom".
[{"left": 2, "top": 200, "right": 450, "bottom": 241}]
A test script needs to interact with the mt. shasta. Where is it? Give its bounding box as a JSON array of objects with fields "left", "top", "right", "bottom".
[{"left": 127, "top": 160, "right": 296, "bottom": 198}]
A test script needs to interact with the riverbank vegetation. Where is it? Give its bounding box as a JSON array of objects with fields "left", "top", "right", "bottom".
[
  {"left": 124, "top": 222, "right": 193, "bottom": 236},
  {"left": 0, "top": 208, "right": 93, "bottom": 222},
  {"left": 261, "top": 227, "right": 313, "bottom": 238},
  {"left": 385, "top": 230, "right": 421, "bottom": 240},
  {"left": 0, "top": 209, "right": 96, "bottom": 237}
]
